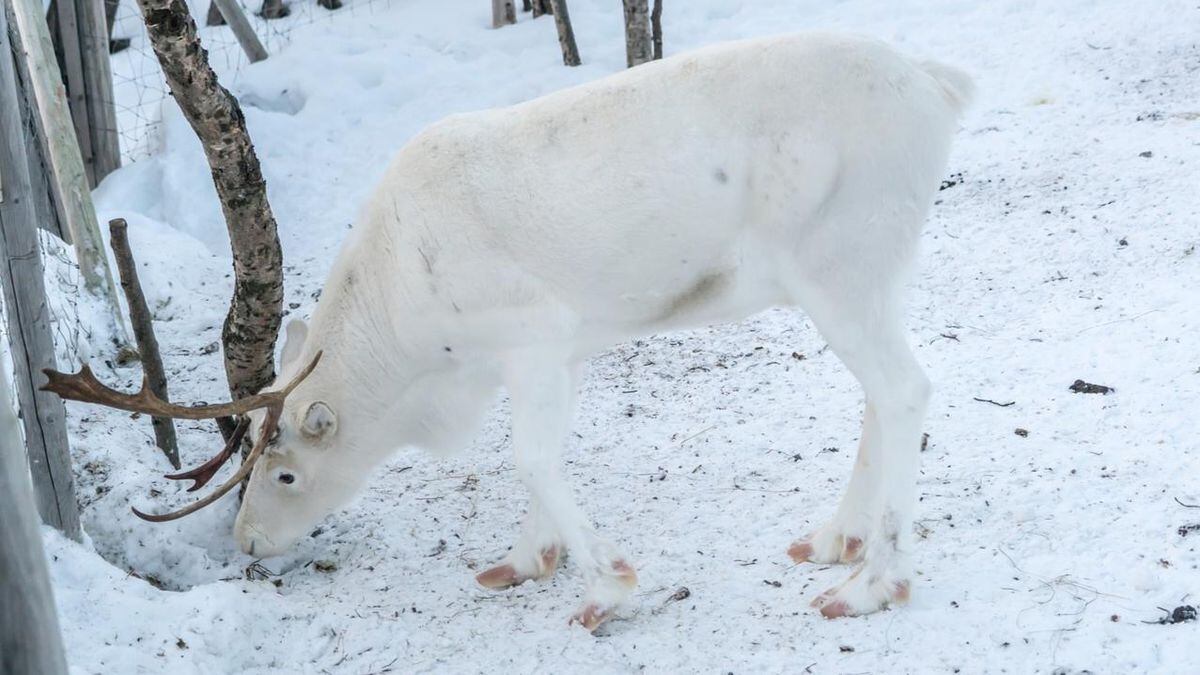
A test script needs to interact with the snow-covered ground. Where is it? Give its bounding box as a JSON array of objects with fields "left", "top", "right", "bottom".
[{"left": 34, "top": 0, "right": 1198, "bottom": 672}]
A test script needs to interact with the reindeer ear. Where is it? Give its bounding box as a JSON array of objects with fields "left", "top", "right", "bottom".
[
  {"left": 280, "top": 319, "right": 309, "bottom": 369},
  {"left": 301, "top": 401, "right": 337, "bottom": 440}
]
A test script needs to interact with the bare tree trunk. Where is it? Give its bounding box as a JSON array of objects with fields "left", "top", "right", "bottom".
[
  {"left": 491, "top": 0, "right": 515, "bottom": 28},
  {"left": 521, "top": 0, "right": 531, "bottom": 11},
  {"left": 0, "top": 346, "right": 69, "bottom": 675},
  {"left": 109, "top": 218, "right": 180, "bottom": 469},
  {"left": 546, "top": 0, "right": 578, "bottom": 66},
  {"left": 135, "top": 0, "right": 283, "bottom": 400},
  {"left": 622, "top": 0, "right": 651, "bottom": 67},
  {"left": 259, "top": 0, "right": 288, "bottom": 19},
  {"left": 531, "top": 0, "right": 550, "bottom": 18},
  {"left": 104, "top": 0, "right": 119, "bottom": 36},
  {"left": 205, "top": 1, "right": 225, "bottom": 26},
  {"left": 651, "top": 0, "right": 662, "bottom": 60},
  {"left": 1, "top": 5, "right": 82, "bottom": 541}
]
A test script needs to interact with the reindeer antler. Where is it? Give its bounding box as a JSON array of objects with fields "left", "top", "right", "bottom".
[{"left": 41, "top": 352, "right": 323, "bottom": 522}]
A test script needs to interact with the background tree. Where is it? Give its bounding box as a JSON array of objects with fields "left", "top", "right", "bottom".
[
  {"left": 492, "top": 0, "right": 516, "bottom": 28},
  {"left": 547, "top": 0, "right": 579, "bottom": 65},
  {"left": 622, "top": 0, "right": 652, "bottom": 67},
  {"left": 134, "top": 0, "right": 283, "bottom": 400},
  {"left": 651, "top": 0, "right": 662, "bottom": 59}
]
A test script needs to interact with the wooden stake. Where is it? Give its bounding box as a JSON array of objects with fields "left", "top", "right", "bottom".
[{"left": 108, "top": 218, "right": 180, "bottom": 469}]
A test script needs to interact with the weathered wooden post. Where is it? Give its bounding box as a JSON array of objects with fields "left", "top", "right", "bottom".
[
  {"left": 8, "top": 0, "right": 130, "bottom": 350},
  {"left": 46, "top": 0, "right": 121, "bottom": 186},
  {"left": 4, "top": 0, "right": 68, "bottom": 242},
  {"left": 0, "top": 342, "right": 70, "bottom": 675},
  {"left": 0, "top": 1, "right": 82, "bottom": 541},
  {"left": 211, "top": 0, "right": 269, "bottom": 63}
]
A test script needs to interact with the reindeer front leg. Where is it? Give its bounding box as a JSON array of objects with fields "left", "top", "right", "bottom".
[
  {"left": 482, "top": 355, "right": 637, "bottom": 631},
  {"left": 476, "top": 500, "right": 562, "bottom": 589}
]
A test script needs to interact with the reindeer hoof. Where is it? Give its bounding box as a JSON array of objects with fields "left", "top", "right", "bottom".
[
  {"left": 568, "top": 558, "right": 637, "bottom": 632},
  {"left": 570, "top": 603, "right": 616, "bottom": 632},
  {"left": 475, "top": 546, "right": 561, "bottom": 590},
  {"left": 810, "top": 567, "right": 910, "bottom": 618},
  {"left": 788, "top": 531, "right": 863, "bottom": 564}
]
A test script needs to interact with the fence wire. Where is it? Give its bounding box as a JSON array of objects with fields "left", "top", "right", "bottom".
[{"left": 107, "top": 0, "right": 393, "bottom": 163}]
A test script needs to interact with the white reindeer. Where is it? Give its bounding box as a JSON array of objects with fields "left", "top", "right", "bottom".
[{"left": 49, "top": 32, "right": 972, "bottom": 629}]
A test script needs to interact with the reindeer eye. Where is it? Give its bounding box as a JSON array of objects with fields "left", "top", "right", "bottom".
[{"left": 277, "top": 473, "right": 295, "bottom": 485}]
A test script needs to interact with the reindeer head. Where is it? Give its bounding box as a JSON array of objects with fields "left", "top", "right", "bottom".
[
  {"left": 41, "top": 320, "right": 356, "bottom": 558},
  {"left": 230, "top": 321, "right": 367, "bottom": 557}
]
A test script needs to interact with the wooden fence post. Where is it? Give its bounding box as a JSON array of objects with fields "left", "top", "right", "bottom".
[
  {"left": 0, "top": 341, "right": 70, "bottom": 675},
  {"left": 0, "top": 3, "right": 82, "bottom": 541},
  {"left": 46, "top": 0, "right": 120, "bottom": 187},
  {"left": 9, "top": 0, "right": 130, "bottom": 350},
  {"left": 211, "top": 0, "right": 269, "bottom": 63},
  {"left": 3, "top": 0, "right": 68, "bottom": 242}
]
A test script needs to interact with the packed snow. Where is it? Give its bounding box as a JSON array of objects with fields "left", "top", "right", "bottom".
[{"left": 29, "top": 0, "right": 1200, "bottom": 672}]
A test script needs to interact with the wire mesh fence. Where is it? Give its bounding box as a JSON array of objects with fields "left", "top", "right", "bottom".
[{"left": 107, "top": 0, "right": 394, "bottom": 163}]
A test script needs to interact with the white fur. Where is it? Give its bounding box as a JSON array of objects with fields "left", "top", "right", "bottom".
[{"left": 233, "top": 32, "right": 972, "bottom": 619}]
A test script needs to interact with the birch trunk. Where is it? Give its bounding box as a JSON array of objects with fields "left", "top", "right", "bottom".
[
  {"left": 622, "top": 0, "right": 651, "bottom": 67},
  {"left": 547, "top": 0, "right": 578, "bottom": 66},
  {"left": 135, "top": 0, "right": 283, "bottom": 399}
]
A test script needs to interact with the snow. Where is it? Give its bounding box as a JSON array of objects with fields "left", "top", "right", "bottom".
[{"left": 30, "top": 0, "right": 1199, "bottom": 672}]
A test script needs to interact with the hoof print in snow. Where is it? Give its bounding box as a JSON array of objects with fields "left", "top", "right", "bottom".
[{"left": 1069, "top": 380, "right": 1113, "bottom": 394}]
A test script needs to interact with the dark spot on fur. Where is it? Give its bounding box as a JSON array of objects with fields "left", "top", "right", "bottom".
[
  {"left": 714, "top": 168, "right": 728, "bottom": 184},
  {"left": 661, "top": 271, "right": 731, "bottom": 320},
  {"left": 443, "top": 346, "right": 452, "bottom": 352}
]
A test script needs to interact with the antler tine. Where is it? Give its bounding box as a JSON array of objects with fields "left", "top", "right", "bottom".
[
  {"left": 132, "top": 404, "right": 282, "bottom": 522},
  {"left": 42, "top": 365, "right": 277, "bottom": 420},
  {"left": 42, "top": 351, "right": 323, "bottom": 421},
  {"left": 128, "top": 352, "right": 323, "bottom": 522},
  {"left": 163, "top": 417, "right": 251, "bottom": 492}
]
